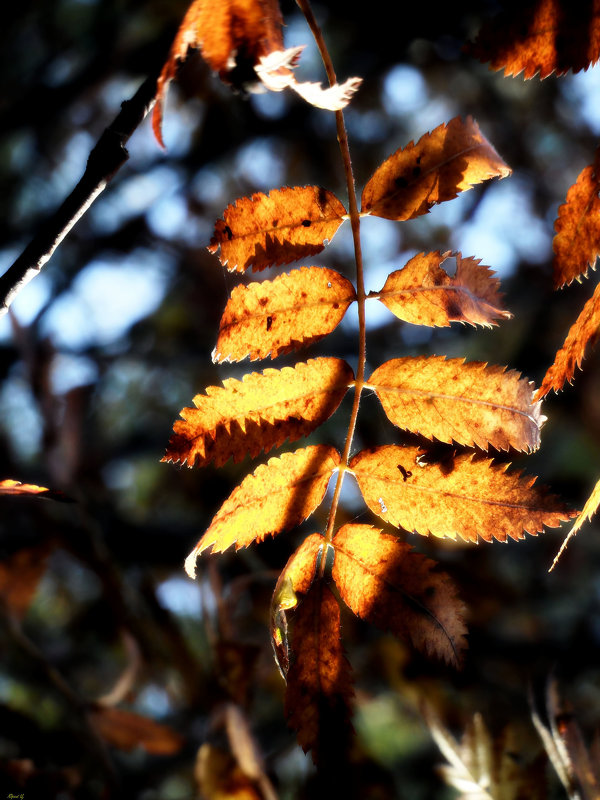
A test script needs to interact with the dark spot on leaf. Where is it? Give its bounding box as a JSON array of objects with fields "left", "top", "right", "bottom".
[
  {"left": 301, "top": 219, "right": 312, "bottom": 227},
  {"left": 416, "top": 155, "right": 422, "bottom": 164},
  {"left": 332, "top": 302, "right": 340, "bottom": 309},
  {"left": 259, "top": 297, "right": 268, "bottom": 307},
  {"left": 424, "top": 585, "right": 436, "bottom": 598},
  {"left": 394, "top": 176, "right": 409, "bottom": 188},
  {"left": 318, "top": 186, "right": 328, "bottom": 208},
  {"left": 412, "top": 166, "right": 421, "bottom": 177},
  {"left": 273, "top": 219, "right": 279, "bottom": 227},
  {"left": 266, "top": 316, "right": 273, "bottom": 331},
  {"left": 224, "top": 225, "right": 234, "bottom": 241},
  {"left": 446, "top": 299, "right": 462, "bottom": 319},
  {"left": 397, "top": 465, "right": 412, "bottom": 481}
]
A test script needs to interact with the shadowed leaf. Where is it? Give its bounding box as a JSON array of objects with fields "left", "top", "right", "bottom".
[
  {"left": 162, "top": 357, "right": 353, "bottom": 468},
  {"left": 361, "top": 116, "right": 510, "bottom": 221},
  {"left": 368, "top": 356, "right": 543, "bottom": 452},
  {"left": 214, "top": 267, "right": 356, "bottom": 362},
  {"left": 185, "top": 445, "right": 339, "bottom": 572},
  {"left": 375, "top": 251, "right": 511, "bottom": 328},
  {"left": 285, "top": 582, "right": 353, "bottom": 763},
  {"left": 91, "top": 706, "right": 184, "bottom": 755},
  {"left": 351, "top": 445, "right": 575, "bottom": 543},
  {"left": 0, "top": 542, "right": 54, "bottom": 620},
  {"left": 209, "top": 187, "right": 347, "bottom": 273},
  {"left": 332, "top": 524, "right": 467, "bottom": 667}
]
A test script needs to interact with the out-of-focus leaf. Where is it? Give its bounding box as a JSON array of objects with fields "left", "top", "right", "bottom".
[
  {"left": 0, "top": 543, "right": 54, "bottom": 620},
  {"left": 91, "top": 706, "right": 184, "bottom": 755},
  {"left": 195, "top": 743, "right": 263, "bottom": 800},
  {"left": 0, "top": 479, "right": 71, "bottom": 502}
]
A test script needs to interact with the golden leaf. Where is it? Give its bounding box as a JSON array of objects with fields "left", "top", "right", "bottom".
[
  {"left": 553, "top": 147, "right": 600, "bottom": 288},
  {"left": 285, "top": 582, "right": 353, "bottom": 763},
  {"left": 361, "top": 116, "right": 511, "bottom": 221},
  {"left": 162, "top": 357, "right": 353, "bottom": 468},
  {"left": 550, "top": 477, "right": 600, "bottom": 570},
  {"left": 185, "top": 445, "right": 339, "bottom": 572},
  {"left": 214, "top": 267, "right": 356, "bottom": 362},
  {"left": 375, "top": 251, "right": 511, "bottom": 328},
  {"left": 536, "top": 280, "right": 600, "bottom": 399},
  {"left": 465, "top": 0, "right": 600, "bottom": 80},
  {"left": 0, "top": 479, "right": 71, "bottom": 502},
  {"left": 91, "top": 706, "right": 184, "bottom": 755},
  {"left": 209, "top": 186, "right": 347, "bottom": 273},
  {"left": 350, "top": 444, "right": 575, "bottom": 543},
  {"left": 332, "top": 524, "right": 467, "bottom": 667},
  {"left": 367, "top": 356, "right": 543, "bottom": 452}
]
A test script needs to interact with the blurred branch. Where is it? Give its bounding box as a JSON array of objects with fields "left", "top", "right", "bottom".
[{"left": 0, "top": 68, "right": 161, "bottom": 317}]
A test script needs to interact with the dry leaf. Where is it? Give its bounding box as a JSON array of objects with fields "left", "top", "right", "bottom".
[
  {"left": 209, "top": 186, "right": 347, "bottom": 273},
  {"left": 91, "top": 706, "right": 184, "bottom": 755},
  {"left": 332, "top": 524, "right": 467, "bottom": 667},
  {"left": 185, "top": 445, "right": 339, "bottom": 572},
  {"left": 0, "top": 543, "right": 54, "bottom": 620},
  {"left": 368, "top": 356, "right": 543, "bottom": 452},
  {"left": 213, "top": 267, "right": 356, "bottom": 362},
  {"left": 162, "top": 357, "right": 353, "bottom": 469},
  {"left": 350, "top": 445, "right": 575, "bottom": 543},
  {"left": 361, "top": 116, "right": 511, "bottom": 221},
  {"left": 466, "top": 0, "right": 600, "bottom": 79},
  {"left": 553, "top": 147, "right": 600, "bottom": 288},
  {"left": 285, "top": 581, "right": 353, "bottom": 763},
  {"left": 536, "top": 280, "right": 600, "bottom": 398},
  {"left": 153, "top": 0, "right": 285, "bottom": 146},
  {"left": 375, "top": 251, "right": 511, "bottom": 328}
]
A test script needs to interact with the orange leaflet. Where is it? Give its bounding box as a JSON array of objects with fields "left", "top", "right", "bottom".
[
  {"left": 332, "top": 524, "right": 467, "bottom": 667},
  {"left": 0, "top": 542, "right": 54, "bottom": 620},
  {"left": 367, "top": 356, "right": 543, "bottom": 453},
  {"left": 360, "top": 116, "right": 511, "bottom": 221},
  {"left": 550, "top": 477, "right": 600, "bottom": 570},
  {"left": 91, "top": 706, "right": 184, "bottom": 755},
  {"left": 350, "top": 444, "right": 575, "bottom": 544},
  {"left": 209, "top": 187, "right": 347, "bottom": 272},
  {"left": 185, "top": 445, "right": 339, "bottom": 572},
  {"left": 270, "top": 533, "right": 324, "bottom": 677},
  {"left": 162, "top": 357, "right": 353, "bottom": 469},
  {"left": 285, "top": 582, "right": 353, "bottom": 763},
  {"left": 213, "top": 267, "right": 357, "bottom": 362},
  {"left": 374, "top": 251, "right": 511, "bottom": 328},
  {"left": 553, "top": 148, "right": 600, "bottom": 288},
  {"left": 0, "top": 479, "right": 70, "bottom": 501},
  {"left": 465, "top": 0, "right": 600, "bottom": 79},
  {"left": 152, "top": 0, "right": 285, "bottom": 146},
  {"left": 536, "top": 281, "right": 600, "bottom": 399}
]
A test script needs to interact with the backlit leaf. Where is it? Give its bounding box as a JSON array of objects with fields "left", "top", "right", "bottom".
[
  {"left": 550, "top": 477, "right": 600, "bottom": 570},
  {"left": 553, "top": 147, "right": 600, "bottom": 288},
  {"left": 368, "top": 356, "right": 543, "bottom": 452},
  {"left": 536, "top": 280, "right": 600, "bottom": 398},
  {"left": 185, "top": 445, "right": 339, "bottom": 572},
  {"left": 153, "top": 0, "right": 285, "bottom": 146},
  {"left": 332, "top": 524, "right": 467, "bottom": 667},
  {"left": 0, "top": 479, "right": 71, "bottom": 502},
  {"left": 91, "top": 706, "right": 184, "bottom": 755},
  {"left": 213, "top": 267, "right": 356, "bottom": 362},
  {"left": 285, "top": 582, "right": 353, "bottom": 763},
  {"left": 375, "top": 251, "right": 511, "bottom": 328},
  {"left": 162, "top": 357, "right": 353, "bottom": 468},
  {"left": 361, "top": 116, "right": 511, "bottom": 221},
  {"left": 466, "top": 0, "right": 600, "bottom": 80},
  {"left": 209, "top": 187, "right": 347, "bottom": 273},
  {"left": 351, "top": 445, "right": 575, "bottom": 543}
]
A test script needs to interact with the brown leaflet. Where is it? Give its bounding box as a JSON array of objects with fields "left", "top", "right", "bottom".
[
  {"left": 350, "top": 445, "right": 575, "bottom": 544},
  {"left": 91, "top": 706, "right": 184, "bottom": 755},
  {"left": 331, "top": 524, "right": 467, "bottom": 667},
  {"left": 209, "top": 187, "right": 347, "bottom": 273},
  {"left": 536, "top": 280, "right": 600, "bottom": 399},
  {"left": 270, "top": 533, "right": 324, "bottom": 677},
  {"left": 152, "top": 0, "right": 285, "bottom": 146},
  {"left": 214, "top": 267, "right": 356, "bottom": 362},
  {"left": 375, "top": 251, "right": 511, "bottom": 328},
  {"left": 553, "top": 148, "right": 600, "bottom": 288},
  {"left": 285, "top": 581, "right": 353, "bottom": 763},
  {"left": 368, "top": 356, "right": 543, "bottom": 452},
  {"left": 185, "top": 445, "right": 339, "bottom": 573},
  {"left": 465, "top": 0, "right": 600, "bottom": 79},
  {"left": 162, "top": 357, "right": 353, "bottom": 469},
  {"left": 360, "top": 116, "right": 511, "bottom": 221}
]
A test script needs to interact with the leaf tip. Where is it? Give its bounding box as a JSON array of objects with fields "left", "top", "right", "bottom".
[{"left": 184, "top": 547, "right": 200, "bottom": 579}]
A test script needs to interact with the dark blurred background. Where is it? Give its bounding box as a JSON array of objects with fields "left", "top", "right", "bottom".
[{"left": 1, "top": 0, "right": 600, "bottom": 797}]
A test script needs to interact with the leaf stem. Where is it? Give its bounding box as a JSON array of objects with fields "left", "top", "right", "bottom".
[{"left": 296, "top": 0, "right": 367, "bottom": 549}]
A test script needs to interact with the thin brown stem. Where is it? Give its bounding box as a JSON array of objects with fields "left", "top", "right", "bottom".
[{"left": 296, "top": 0, "right": 367, "bottom": 549}]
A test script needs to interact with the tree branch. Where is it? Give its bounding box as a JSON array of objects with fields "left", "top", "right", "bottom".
[{"left": 0, "top": 68, "right": 161, "bottom": 317}]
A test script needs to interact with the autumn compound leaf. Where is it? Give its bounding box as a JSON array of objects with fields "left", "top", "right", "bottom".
[
  {"left": 350, "top": 445, "right": 575, "bottom": 543},
  {"left": 360, "top": 116, "right": 511, "bottom": 221},
  {"left": 367, "top": 356, "right": 543, "bottom": 452},
  {"left": 465, "top": 0, "right": 600, "bottom": 79},
  {"left": 209, "top": 186, "right": 347, "bottom": 272},
  {"left": 213, "top": 266, "right": 356, "bottom": 362},
  {"left": 91, "top": 706, "right": 184, "bottom": 755},
  {"left": 185, "top": 445, "right": 339, "bottom": 573},
  {"left": 162, "top": 357, "right": 353, "bottom": 469},
  {"left": 553, "top": 147, "right": 600, "bottom": 288},
  {"left": 332, "top": 524, "right": 467, "bottom": 667},
  {"left": 536, "top": 280, "right": 600, "bottom": 398},
  {"left": 285, "top": 581, "right": 353, "bottom": 763},
  {"left": 374, "top": 251, "right": 511, "bottom": 328}
]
